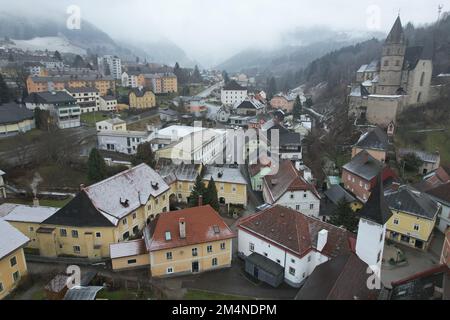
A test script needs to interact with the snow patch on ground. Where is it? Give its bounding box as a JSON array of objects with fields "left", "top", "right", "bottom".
[{"left": 9, "top": 36, "right": 86, "bottom": 55}]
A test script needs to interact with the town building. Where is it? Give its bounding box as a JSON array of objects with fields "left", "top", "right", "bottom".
[
  {"left": 23, "top": 62, "right": 47, "bottom": 77},
  {"left": 24, "top": 91, "right": 81, "bottom": 129},
  {"left": 159, "top": 108, "right": 179, "bottom": 123},
  {"left": 342, "top": 150, "right": 397, "bottom": 202},
  {"left": 97, "top": 55, "right": 122, "bottom": 80},
  {"left": 237, "top": 205, "right": 354, "bottom": 288},
  {"left": 144, "top": 205, "right": 234, "bottom": 277},
  {"left": 234, "top": 98, "right": 265, "bottom": 116},
  {"left": 0, "top": 219, "right": 29, "bottom": 300},
  {"left": 221, "top": 80, "right": 247, "bottom": 106},
  {"left": 144, "top": 73, "right": 178, "bottom": 94},
  {"left": 30, "top": 164, "right": 170, "bottom": 259},
  {"left": 67, "top": 87, "right": 100, "bottom": 113},
  {"left": 262, "top": 160, "right": 320, "bottom": 217},
  {"left": 96, "top": 118, "right": 151, "bottom": 155},
  {"left": 348, "top": 17, "right": 434, "bottom": 126},
  {"left": 260, "top": 120, "right": 303, "bottom": 162},
  {"left": 397, "top": 148, "right": 441, "bottom": 175},
  {"left": 426, "top": 182, "right": 450, "bottom": 233},
  {"left": 320, "top": 184, "right": 363, "bottom": 221},
  {"left": 270, "top": 94, "right": 295, "bottom": 113},
  {"left": 110, "top": 239, "right": 149, "bottom": 271},
  {"left": 352, "top": 126, "right": 390, "bottom": 163},
  {"left": 385, "top": 185, "right": 441, "bottom": 251},
  {"left": 128, "top": 88, "right": 156, "bottom": 109},
  {"left": 26, "top": 75, "right": 116, "bottom": 96},
  {"left": 99, "top": 96, "right": 118, "bottom": 112},
  {"left": 0, "top": 170, "right": 5, "bottom": 198},
  {"left": 203, "top": 166, "right": 248, "bottom": 208},
  {"left": 415, "top": 167, "right": 450, "bottom": 192},
  {"left": 121, "top": 71, "right": 140, "bottom": 88},
  {"left": 0, "top": 102, "right": 35, "bottom": 136},
  {"left": 248, "top": 162, "right": 273, "bottom": 192}
]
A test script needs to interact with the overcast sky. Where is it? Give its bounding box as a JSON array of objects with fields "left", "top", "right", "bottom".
[{"left": 1, "top": 0, "right": 446, "bottom": 65}]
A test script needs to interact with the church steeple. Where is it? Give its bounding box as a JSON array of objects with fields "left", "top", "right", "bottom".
[{"left": 385, "top": 16, "right": 405, "bottom": 45}]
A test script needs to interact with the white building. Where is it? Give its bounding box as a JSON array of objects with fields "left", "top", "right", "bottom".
[
  {"left": 99, "top": 96, "right": 118, "bottom": 112},
  {"left": 96, "top": 118, "right": 151, "bottom": 155},
  {"left": 24, "top": 91, "right": 81, "bottom": 129},
  {"left": 238, "top": 205, "right": 354, "bottom": 288},
  {"left": 98, "top": 55, "right": 122, "bottom": 80},
  {"left": 121, "top": 72, "right": 139, "bottom": 88},
  {"left": 262, "top": 160, "right": 321, "bottom": 218},
  {"left": 221, "top": 80, "right": 247, "bottom": 106},
  {"left": 66, "top": 87, "right": 100, "bottom": 113},
  {"left": 426, "top": 183, "right": 450, "bottom": 233}
]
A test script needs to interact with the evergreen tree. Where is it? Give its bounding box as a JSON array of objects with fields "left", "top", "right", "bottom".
[
  {"left": 293, "top": 96, "right": 302, "bottom": 119},
  {"left": 204, "top": 177, "right": 220, "bottom": 211},
  {"left": 305, "top": 97, "right": 313, "bottom": 108},
  {"left": 131, "top": 142, "right": 156, "bottom": 168},
  {"left": 54, "top": 50, "right": 62, "bottom": 61},
  {"left": 191, "top": 65, "right": 202, "bottom": 83},
  {"left": 189, "top": 175, "right": 206, "bottom": 207},
  {"left": 222, "top": 71, "right": 230, "bottom": 84},
  {"left": 0, "top": 74, "right": 11, "bottom": 104},
  {"left": 87, "top": 148, "right": 107, "bottom": 183},
  {"left": 267, "top": 77, "right": 277, "bottom": 99},
  {"left": 73, "top": 55, "right": 85, "bottom": 68},
  {"left": 329, "top": 199, "right": 359, "bottom": 232}
]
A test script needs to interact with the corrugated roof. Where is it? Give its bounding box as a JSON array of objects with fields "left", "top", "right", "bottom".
[{"left": 110, "top": 239, "right": 147, "bottom": 259}]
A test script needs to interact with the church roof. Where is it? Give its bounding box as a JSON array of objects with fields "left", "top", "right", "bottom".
[{"left": 385, "top": 16, "right": 405, "bottom": 45}]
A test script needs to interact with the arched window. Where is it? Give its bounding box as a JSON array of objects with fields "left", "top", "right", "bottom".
[{"left": 420, "top": 72, "right": 425, "bottom": 87}]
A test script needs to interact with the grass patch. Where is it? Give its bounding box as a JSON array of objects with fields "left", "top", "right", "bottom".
[
  {"left": 183, "top": 289, "right": 253, "bottom": 300},
  {"left": 80, "top": 112, "right": 112, "bottom": 127},
  {"left": 7, "top": 197, "right": 72, "bottom": 208},
  {"left": 31, "top": 290, "right": 46, "bottom": 300},
  {"left": 0, "top": 129, "right": 45, "bottom": 153}
]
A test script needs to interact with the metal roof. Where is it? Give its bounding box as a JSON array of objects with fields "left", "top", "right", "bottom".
[{"left": 0, "top": 219, "right": 29, "bottom": 260}]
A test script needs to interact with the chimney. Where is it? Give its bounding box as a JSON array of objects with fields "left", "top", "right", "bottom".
[
  {"left": 391, "top": 182, "right": 401, "bottom": 192},
  {"left": 317, "top": 229, "right": 328, "bottom": 252},
  {"left": 33, "top": 197, "right": 40, "bottom": 207},
  {"left": 198, "top": 195, "right": 203, "bottom": 206},
  {"left": 179, "top": 218, "right": 186, "bottom": 239}
]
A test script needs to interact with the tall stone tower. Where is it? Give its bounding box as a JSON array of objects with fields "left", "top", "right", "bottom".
[
  {"left": 378, "top": 17, "right": 407, "bottom": 95},
  {"left": 356, "top": 175, "right": 392, "bottom": 277}
]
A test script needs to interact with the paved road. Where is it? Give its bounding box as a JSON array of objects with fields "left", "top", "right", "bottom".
[{"left": 196, "top": 81, "right": 223, "bottom": 99}]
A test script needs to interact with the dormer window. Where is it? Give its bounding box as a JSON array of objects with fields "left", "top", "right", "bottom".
[{"left": 120, "top": 198, "right": 130, "bottom": 207}]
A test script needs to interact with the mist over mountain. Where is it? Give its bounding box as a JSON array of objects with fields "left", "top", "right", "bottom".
[{"left": 217, "top": 27, "right": 385, "bottom": 74}]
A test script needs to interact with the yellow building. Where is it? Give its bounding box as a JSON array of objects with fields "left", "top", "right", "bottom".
[
  {"left": 110, "top": 239, "right": 150, "bottom": 271},
  {"left": 0, "top": 220, "right": 29, "bottom": 300},
  {"left": 128, "top": 88, "right": 156, "bottom": 109},
  {"left": 146, "top": 205, "right": 234, "bottom": 277},
  {"left": 144, "top": 73, "right": 178, "bottom": 94},
  {"left": 385, "top": 186, "right": 440, "bottom": 250},
  {"left": 0, "top": 165, "right": 170, "bottom": 260},
  {"left": 203, "top": 166, "right": 248, "bottom": 208},
  {"left": 0, "top": 103, "right": 35, "bottom": 136}
]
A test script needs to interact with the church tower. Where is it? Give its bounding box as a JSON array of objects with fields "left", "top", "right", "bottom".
[
  {"left": 356, "top": 175, "right": 392, "bottom": 277},
  {"left": 378, "top": 17, "right": 407, "bottom": 95}
]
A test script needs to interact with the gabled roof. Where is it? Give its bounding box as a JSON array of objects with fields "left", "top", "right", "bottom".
[
  {"left": 385, "top": 16, "right": 405, "bottom": 45},
  {"left": 83, "top": 164, "right": 169, "bottom": 220},
  {"left": 0, "top": 219, "right": 29, "bottom": 260},
  {"left": 263, "top": 160, "right": 320, "bottom": 203},
  {"left": 25, "top": 91, "right": 76, "bottom": 104},
  {"left": 238, "top": 205, "right": 354, "bottom": 258},
  {"left": 157, "top": 162, "right": 201, "bottom": 183},
  {"left": 426, "top": 182, "right": 450, "bottom": 205},
  {"left": 386, "top": 185, "right": 441, "bottom": 220},
  {"left": 358, "top": 175, "right": 392, "bottom": 225},
  {"left": 129, "top": 88, "right": 154, "bottom": 98},
  {"left": 295, "top": 253, "right": 379, "bottom": 300},
  {"left": 0, "top": 203, "right": 58, "bottom": 223},
  {"left": 398, "top": 148, "right": 440, "bottom": 164},
  {"left": 223, "top": 80, "right": 246, "bottom": 91},
  {"left": 146, "top": 205, "right": 234, "bottom": 252},
  {"left": 43, "top": 191, "right": 117, "bottom": 227},
  {"left": 343, "top": 150, "right": 383, "bottom": 181},
  {"left": 324, "top": 185, "right": 357, "bottom": 205},
  {"left": 235, "top": 99, "right": 264, "bottom": 110},
  {"left": 354, "top": 127, "right": 389, "bottom": 151},
  {"left": 67, "top": 87, "right": 99, "bottom": 94},
  {"left": 203, "top": 166, "right": 247, "bottom": 185},
  {"left": 0, "top": 103, "right": 34, "bottom": 125}
]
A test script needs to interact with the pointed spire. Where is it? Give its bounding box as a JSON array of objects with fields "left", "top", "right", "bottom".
[
  {"left": 385, "top": 16, "right": 405, "bottom": 45},
  {"left": 358, "top": 174, "right": 392, "bottom": 225}
]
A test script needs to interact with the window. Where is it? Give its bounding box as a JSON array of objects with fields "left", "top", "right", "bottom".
[
  {"left": 377, "top": 251, "right": 381, "bottom": 263},
  {"left": 132, "top": 213, "right": 137, "bottom": 219},
  {"left": 289, "top": 267, "right": 296, "bottom": 276},
  {"left": 249, "top": 243, "right": 255, "bottom": 252},
  {"left": 302, "top": 272, "right": 306, "bottom": 279},
  {"left": 296, "top": 205, "right": 300, "bottom": 211},
  {"left": 123, "top": 232, "right": 130, "bottom": 240},
  {"left": 29, "top": 227, "right": 34, "bottom": 232},
  {"left": 96, "top": 232, "right": 101, "bottom": 238},
  {"left": 166, "top": 252, "right": 173, "bottom": 260},
  {"left": 380, "top": 233, "right": 383, "bottom": 242},
  {"left": 212, "top": 258, "right": 218, "bottom": 266},
  {"left": 73, "top": 246, "right": 81, "bottom": 254},
  {"left": 394, "top": 219, "right": 399, "bottom": 225},
  {"left": 167, "top": 267, "right": 174, "bottom": 274},
  {"left": 133, "top": 226, "right": 139, "bottom": 235},
  {"left": 303, "top": 193, "right": 307, "bottom": 198},
  {"left": 60, "top": 229, "right": 67, "bottom": 237},
  {"left": 290, "top": 194, "right": 294, "bottom": 199},
  {"left": 128, "top": 259, "right": 137, "bottom": 265},
  {"left": 192, "top": 248, "right": 198, "bottom": 257},
  {"left": 291, "top": 259, "right": 296, "bottom": 264},
  {"left": 414, "top": 224, "right": 420, "bottom": 231},
  {"left": 220, "top": 243, "right": 226, "bottom": 250},
  {"left": 276, "top": 259, "right": 281, "bottom": 264},
  {"left": 0, "top": 282, "right": 3, "bottom": 292},
  {"left": 420, "top": 72, "right": 425, "bottom": 86},
  {"left": 10, "top": 256, "right": 17, "bottom": 267},
  {"left": 122, "top": 218, "right": 127, "bottom": 225},
  {"left": 207, "top": 245, "right": 213, "bottom": 253},
  {"left": 263, "top": 252, "right": 268, "bottom": 257},
  {"left": 12, "top": 271, "right": 20, "bottom": 282},
  {"left": 310, "top": 204, "right": 314, "bottom": 210},
  {"left": 72, "top": 230, "right": 79, "bottom": 238}
]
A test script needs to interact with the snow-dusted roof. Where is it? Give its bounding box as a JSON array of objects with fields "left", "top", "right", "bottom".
[
  {"left": 0, "top": 219, "right": 29, "bottom": 260},
  {"left": 156, "top": 125, "right": 204, "bottom": 140},
  {"left": 110, "top": 239, "right": 147, "bottom": 259},
  {"left": 0, "top": 169, "right": 5, "bottom": 175},
  {"left": 0, "top": 203, "right": 58, "bottom": 223},
  {"left": 203, "top": 166, "right": 247, "bottom": 185},
  {"left": 84, "top": 164, "right": 169, "bottom": 220}
]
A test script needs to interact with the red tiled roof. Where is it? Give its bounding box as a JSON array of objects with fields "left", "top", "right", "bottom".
[
  {"left": 426, "top": 182, "right": 450, "bottom": 204},
  {"left": 147, "top": 205, "right": 235, "bottom": 252},
  {"left": 238, "top": 205, "right": 354, "bottom": 258},
  {"left": 263, "top": 160, "right": 320, "bottom": 203}
]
